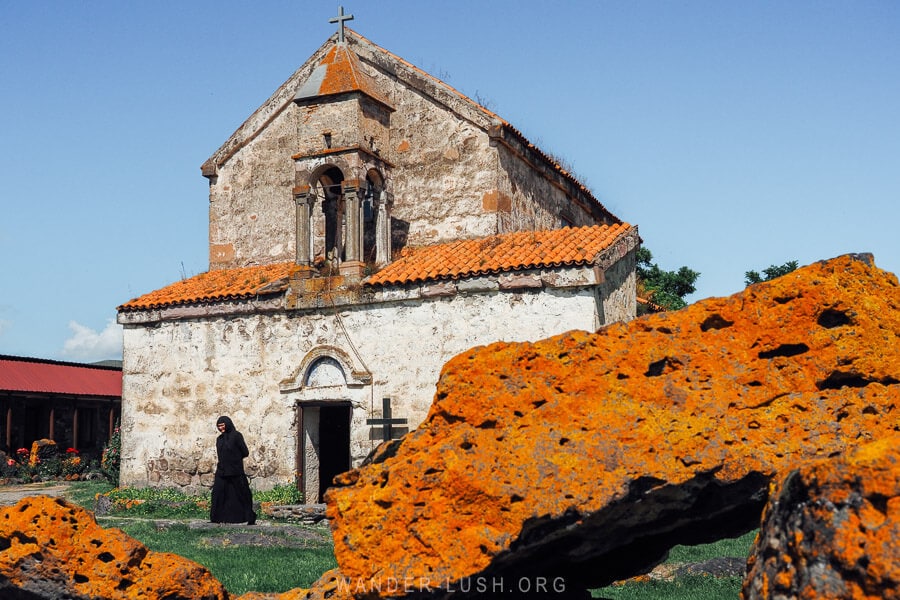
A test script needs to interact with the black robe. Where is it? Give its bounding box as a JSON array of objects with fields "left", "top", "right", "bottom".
[{"left": 210, "top": 416, "right": 256, "bottom": 524}]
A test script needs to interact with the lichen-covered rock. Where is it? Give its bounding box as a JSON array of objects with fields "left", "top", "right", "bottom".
[
  {"left": 0, "top": 495, "right": 229, "bottom": 599},
  {"left": 743, "top": 434, "right": 900, "bottom": 599},
  {"left": 309, "top": 254, "right": 900, "bottom": 597},
  {"left": 29, "top": 438, "right": 57, "bottom": 467}
]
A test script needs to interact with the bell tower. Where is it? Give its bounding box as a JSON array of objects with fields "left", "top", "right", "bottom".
[{"left": 292, "top": 9, "right": 394, "bottom": 278}]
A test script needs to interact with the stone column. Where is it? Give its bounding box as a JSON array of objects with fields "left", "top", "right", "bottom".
[
  {"left": 339, "top": 184, "right": 365, "bottom": 278},
  {"left": 375, "top": 190, "right": 392, "bottom": 267},
  {"left": 343, "top": 185, "right": 361, "bottom": 263},
  {"left": 294, "top": 190, "right": 312, "bottom": 266}
]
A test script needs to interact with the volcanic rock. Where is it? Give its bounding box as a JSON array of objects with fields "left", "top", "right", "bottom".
[
  {"left": 29, "top": 439, "right": 58, "bottom": 466},
  {"left": 743, "top": 434, "right": 900, "bottom": 599},
  {"left": 309, "top": 253, "right": 900, "bottom": 598},
  {"left": 0, "top": 495, "right": 229, "bottom": 599}
]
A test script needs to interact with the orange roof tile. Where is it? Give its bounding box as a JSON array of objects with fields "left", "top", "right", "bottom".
[
  {"left": 119, "top": 227, "right": 634, "bottom": 311},
  {"left": 118, "top": 262, "right": 303, "bottom": 312},
  {"left": 365, "top": 224, "right": 634, "bottom": 287},
  {"left": 294, "top": 43, "right": 392, "bottom": 109}
]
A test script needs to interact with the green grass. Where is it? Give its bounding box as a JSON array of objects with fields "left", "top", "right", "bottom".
[
  {"left": 59, "top": 483, "right": 757, "bottom": 598},
  {"left": 666, "top": 530, "right": 757, "bottom": 563},
  {"left": 594, "top": 575, "right": 745, "bottom": 599},
  {"left": 65, "top": 481, "right": 303, "bottom": 519},
  {"left": 63, "top": 479, "right": 115, "bottom": 508},
  {"left": 110, "top": 520, "right": 337, "bottom": 594},
  {"left": 592, "top": 531, "right": 757, "bottom": 600},
  {"left": 61, "top": 481, "right": 335, "bottom": 594}
]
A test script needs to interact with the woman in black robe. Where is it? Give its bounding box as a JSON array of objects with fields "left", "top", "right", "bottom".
[{"left": 210, "top": 415, "right": 256, "bottom": 524}]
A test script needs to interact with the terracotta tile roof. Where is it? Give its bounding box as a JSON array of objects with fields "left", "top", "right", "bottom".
[
  {"left": 119, "top": 262, "right": 303, "bottom": 312},
  {"left": 637, "top": 296, "right": 666, "bottom": 313},
  {"left": 365, "top": 224, "right": 634, "bottom": 287},
  {"left": 294, "top": 43, "right": 392, "bottom": 109},
  {"left": 0, "top": 355, "right": 121, "bottom": 398}
]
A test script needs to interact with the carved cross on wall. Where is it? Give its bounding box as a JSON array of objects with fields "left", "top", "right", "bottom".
[
  {"left": 330, "top": 5, "right": 354, "bottom": 44},
  {"left": 366, "top": 397, "right": 408, "bottom": 442}
]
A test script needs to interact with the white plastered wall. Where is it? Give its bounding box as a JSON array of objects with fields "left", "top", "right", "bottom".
[{"left": 119, "top": 280, "right": 622, "bottom": 493}]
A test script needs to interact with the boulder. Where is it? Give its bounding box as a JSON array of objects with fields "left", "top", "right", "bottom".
[
  {"left": 743, "top": 434, "right": 900, "bottom": 599},
  {"left": 308, "top": 253, "right": 900, "bottom": 597},
  {"left": 29, "top": 439, "right": 57, "bottom": 466},
  {"left": 0, "top": 495, "right": 229, "bottom": 599}
]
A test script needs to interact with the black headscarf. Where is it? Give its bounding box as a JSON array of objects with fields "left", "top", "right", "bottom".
[
  {"left": 215, "top": 415, "right": 249, "bottom": 476},
  {"left": 216, "top": 415, "right": 235, "bottom": 433}
]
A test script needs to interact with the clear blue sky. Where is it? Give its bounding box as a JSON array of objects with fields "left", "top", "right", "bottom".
[{"left": 1, "top": 1, "right": 898, "bottom": 362}]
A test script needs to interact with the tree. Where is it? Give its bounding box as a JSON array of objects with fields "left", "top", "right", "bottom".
[
  {"left": 636, "top": 247, "right": 700, "bottom": 313},
  {"left": 744, "top": 260, "right": 799, "bottom": 286}
]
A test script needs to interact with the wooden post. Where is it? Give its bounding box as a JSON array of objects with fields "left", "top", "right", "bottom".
[
  {"left": 48, "top": 406, "right": 55, "bottom": 441},
  {"left": 72, "top": 406, "right": 79, "bottom": 450},
  {"left": 6, "top": 405, "right": 12, "bottom": 452}
]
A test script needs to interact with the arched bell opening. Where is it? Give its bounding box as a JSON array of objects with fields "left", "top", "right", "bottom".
[
  {"left": 363, "top": 170, "right": 384, "bottom": 270},
  {"left": 312, "top": 166, "right": 346, "bottom": 266}
]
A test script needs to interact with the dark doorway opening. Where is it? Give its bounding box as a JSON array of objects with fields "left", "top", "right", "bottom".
[{"left": 318, "top": 404, "right": 351, "bottom": 503}]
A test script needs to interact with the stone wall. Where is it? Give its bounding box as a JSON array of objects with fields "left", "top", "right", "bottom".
[
  {"left": 206, "top": 34, "right": 617, "bottom": 271},
  {"left": 119, "top": 260, "right": 635, "bottom": 493}
]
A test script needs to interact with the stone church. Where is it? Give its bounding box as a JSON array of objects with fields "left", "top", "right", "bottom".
[{"left": 117, "top": 17, "right": 640, "bottom": 502}]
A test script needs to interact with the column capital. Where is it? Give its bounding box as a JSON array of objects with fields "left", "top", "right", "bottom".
[
  {"left": 293, "top": 189, "right": 314, "bottom": 207},
  {"left": 342, "top": 178, "right": 362, "bottom": 192}
]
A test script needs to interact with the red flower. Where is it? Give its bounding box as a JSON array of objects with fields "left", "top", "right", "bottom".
[
  {"left": 16, "top": 448, "right": 28, "bottom": 455},
  {"left": 66, "top": 448, "right": 79, "bottom": 454}
]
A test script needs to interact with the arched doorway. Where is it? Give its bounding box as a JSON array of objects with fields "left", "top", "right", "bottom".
[{"left": 296, "top": 356, "right": 352, "bottom": 503}]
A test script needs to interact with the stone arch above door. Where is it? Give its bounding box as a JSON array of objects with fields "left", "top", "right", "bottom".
[{"left": 279, "top": 345, "right": 372, "bottom": 397}]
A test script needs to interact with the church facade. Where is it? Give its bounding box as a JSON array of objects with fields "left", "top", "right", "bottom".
[{"left": 117, "top": 24, "right": 640, "bottom": 501}]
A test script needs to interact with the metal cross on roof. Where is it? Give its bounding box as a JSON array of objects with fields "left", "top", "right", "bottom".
[{"left": 330, "top": 5, "right": 354, "bottom": 44}]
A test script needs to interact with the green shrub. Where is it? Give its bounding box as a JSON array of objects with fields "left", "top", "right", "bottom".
[
  {"left": 101, "top": 425, "right": 121, "bottom": 483},
  {"left": 94, "top": 482, "right": 304, "bottom": 520},
  {"left": 255, "top": 483, "right": 303, "bottom": 505},
  {"left": 99, "top": 486, "right": 211, "bottom": 519},
  {"left": 35, "top": 457, "right": 62, "bottom": 480}
]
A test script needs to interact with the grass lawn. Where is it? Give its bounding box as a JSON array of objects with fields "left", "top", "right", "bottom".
[
  {"left": 592, "top": 531, "right": 756, "bottom": 599},
  {"left": 63, "top": 480, "right": 336, "bottom": 595},
  {"left": 593, "top": 575, "right": 746, "bottom": 599},
  {"left": 60, "top": 481, "right": 754, "bottom": 598},
  {"left": 108, "top": 519, "right": 337, "bottom": 593}
]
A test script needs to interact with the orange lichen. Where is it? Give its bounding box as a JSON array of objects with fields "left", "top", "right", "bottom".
[
  {"left": 743, "top": 435, "right": 900, "bottom": 599},
  {"left": 308, "top": 253, "right": 900, "bottom": 597},
  {"left": 310, "top": 44, "right": 392, "bottom": 108},
  {"left": 0, "top": 496, "right": 229, "bottom": 599}
]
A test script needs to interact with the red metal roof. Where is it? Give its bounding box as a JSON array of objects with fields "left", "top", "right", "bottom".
[{"left": 0, "top": 356, "right": 122, "bottom": 398}]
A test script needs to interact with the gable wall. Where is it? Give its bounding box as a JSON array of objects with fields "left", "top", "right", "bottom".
[
  {"left": 384, "top": 89, "right": 498, "bottom": 247},
  {"left": 119, "top": 267, "right": 635, "bottom": 493},
  {"left": 208, "top": 103, "right": 300, "bottom": 269},
  {"left": 495, "top": 143, "right": 600, "bottom": 233},
  {"left": 355, "top": 38, "right": 615, "bottom": 237},
  {"left": 207, "top": 38, "right": 618, "bottom": 271}
]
